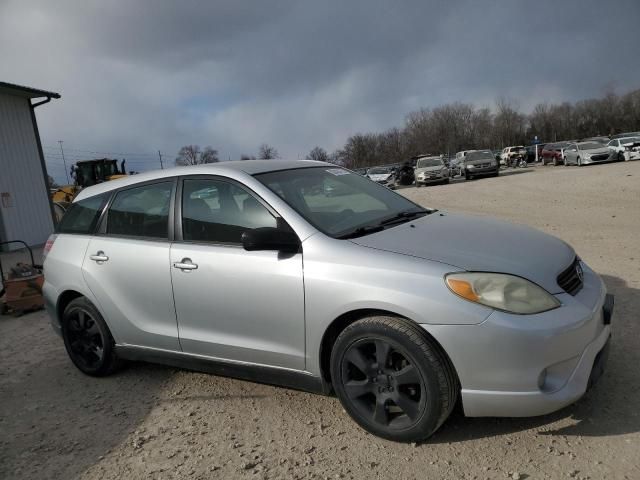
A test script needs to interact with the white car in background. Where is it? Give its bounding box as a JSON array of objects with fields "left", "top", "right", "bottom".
[
  {"left": 366, "top": 166, "right": 397, "bottom": 188},
  {"left": 607, "top": 137, "right": 640, "bottom": 161}
]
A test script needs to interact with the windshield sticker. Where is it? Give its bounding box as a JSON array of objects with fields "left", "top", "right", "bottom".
[{"left": 326, "top": 168, "right": 350, "bottom": 176}]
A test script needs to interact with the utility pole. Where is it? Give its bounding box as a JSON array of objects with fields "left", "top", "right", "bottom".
[
  {"left": 158, "top": 150, "right": 164, "bottom": 169},
  {"left": 58, "top": 140, "right": 70, "bottom": 183}
]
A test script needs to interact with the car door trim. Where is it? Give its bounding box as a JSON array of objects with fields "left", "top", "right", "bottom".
[{"left": 115, "top": 344, "right": 330, "bottom": 395}]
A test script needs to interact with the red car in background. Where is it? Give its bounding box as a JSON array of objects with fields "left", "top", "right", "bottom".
[{"left": 541, "top": 142, "right": 570, "bottom": 166}]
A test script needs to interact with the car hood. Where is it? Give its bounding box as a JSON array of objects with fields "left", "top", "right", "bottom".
[
  {"left": 464, "top": 157, "right": 495, "bottom": 165},
  {"left": 416, "top": 166, "right": 444, "bottom": 173},
  {"left": 368, "top": 173, "right": 392, "bottom": 181},
  {"left": 351, "top": 212, "right": 575, "bottom": 294},
  {"left": 582, "top": 147, "right": 611, "bottom": 155}
]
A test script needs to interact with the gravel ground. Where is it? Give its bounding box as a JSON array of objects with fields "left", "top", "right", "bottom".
[{"left": 1, "top": 161, "right": 639, "bottom": 480}]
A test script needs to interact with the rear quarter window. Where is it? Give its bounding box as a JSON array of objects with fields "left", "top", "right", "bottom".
[{"left": 56, "top": 193, "right": 109, "bottom": 235}]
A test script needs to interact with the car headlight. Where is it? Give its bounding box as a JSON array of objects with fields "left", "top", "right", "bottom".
[
  {"left": 467, "top": 164, "right": 475, "bottom": 169},
  {"left": 445, "top": 272, "right": 560, "bottom": 314}
]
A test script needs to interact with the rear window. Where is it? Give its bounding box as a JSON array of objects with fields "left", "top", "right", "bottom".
[{"left": 56, "top": 193, "right": 109, "bottom": 235}]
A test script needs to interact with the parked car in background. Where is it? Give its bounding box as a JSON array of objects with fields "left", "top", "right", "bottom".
[
  {"left": 607, "top": 137, "right": 640, "bottom": 161},
  {"left": 525, "top": 144, "right": 546, "bottom": 163},
  {"left": 611, "top": 131, "right": 640, "bottom": 140},
  {"left": 353, "top": 167, "right": 368, "bottom": 176},
  {"left": 414, "top": 156, "right": 450, "bottom": 186},
  {"left": 367, "top": 166, "right": 397, "bottom": 189},
  {"left": 563, "top": 141, "right": 617, "bottom": 166},
  {"left": 44, "top": 160, "right": 614, "bottom": 442},
  {"left": 500, "top": 146, "right": 526, "bottom": 166},
  {"left": 461, "top": 150, "right": 499, "bottom": 180},
  {"left": 541, "top": 142, "right": 569, "bottom": 166}
]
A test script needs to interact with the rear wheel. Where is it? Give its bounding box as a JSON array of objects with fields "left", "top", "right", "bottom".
[
  {"left": 553, "top": 156, "right": 558, "bottom": 166},
  {"left": 330, "top": 316, "right": 458, "bottom": 442},
  {"left": 61, "top": 297, "right": 122, "bottom": 376},
  {"left": 563, "top": 156, "right": 568, "bottom": 166}
]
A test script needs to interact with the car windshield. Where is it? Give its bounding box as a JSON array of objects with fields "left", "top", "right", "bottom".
[
  {"left": 416, "top": 158, "right": 442, "bottom": 168},
  {"left": 465, "top": 150, "right": 493, "bottom": 161},
  {"left": 368, "top": 167, "right": 391, "bottom": 175},
  {"left": 621, "top": 137, "right": 640, "bottom": 144},
  {"left": 579, "top": 142, "right": 603, "bottom": 150},
  {"left": 255, "top": 167, "right": 430, "bottom": 238}
]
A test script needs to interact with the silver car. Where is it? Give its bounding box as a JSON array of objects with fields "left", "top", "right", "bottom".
[
  {"left": 414, "top": 156, "right": 449, "bottom": 186},
  {"left": 43, "top": 160, "right": 613, "bottom": 442},
  {"left": 563, "top": 141, "right": 617, "bottom": 166}
]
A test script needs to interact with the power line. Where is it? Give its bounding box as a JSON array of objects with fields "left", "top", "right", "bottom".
[{"left": 58, "top": 140, "right": 70, "bottom": 183}]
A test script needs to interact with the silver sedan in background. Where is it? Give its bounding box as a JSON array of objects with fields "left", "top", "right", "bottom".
[
  {"left": 43, "top": 160, "right": 613, "bottom": 442},
  {"left": 563, "top": 141, "right": 618, "bottom": 166}
]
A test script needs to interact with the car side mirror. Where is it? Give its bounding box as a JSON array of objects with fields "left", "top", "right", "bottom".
[{"left": 242, "top": 227, "right": 300, "bottom": 253}]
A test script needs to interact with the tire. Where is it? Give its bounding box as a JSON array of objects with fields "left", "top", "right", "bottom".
[
  {"left": 618, "top": 152, "right": 626, "bottom": 162},
  {"left": 563, "top": 157, "right": 568, "bottom": 166},
  {"left": 415, "top": 182, "right": 422, "bottom": 188},
  {"left": 61, "top": 297, "right": 122, "bottom": 376},
  {"left": 443, "top": 178, "right": 450, "bottom": 185},
  {"left": 553, "top": 156, "right": 558, "bottom": 166},
  {"left": 330, "top": 316, "right": 458, "bottom": 442},
  {"left": 577, "top": 157, "right": 582, "bottom": 167},
  {"left": 465, "top": 172, "right": 471, "bottom": 180}
]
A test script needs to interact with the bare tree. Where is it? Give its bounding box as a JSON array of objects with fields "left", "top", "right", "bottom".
[
  {"left": 307, "top": 146, "right": 329, "bottom": 162},
  {"left": 258, "top": 144, "right": 279, "bottom": 159},
  {"left": 175, "top": 145, "right": 219, "bottom": 166}
]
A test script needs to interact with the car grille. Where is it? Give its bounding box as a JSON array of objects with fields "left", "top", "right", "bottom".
[
  {"left": 477, "top": 162, "right": 492, "bottom": 168},
  {"left": 557, "top": 257, "right": 583, "bottom": 296},
  {"left": 590, "top": 153, "right": 609, "bottom": 161}
]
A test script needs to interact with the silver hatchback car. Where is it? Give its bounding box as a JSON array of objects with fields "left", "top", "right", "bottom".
[{"left": 44, "top": 160, "right": 613, "bottom": 442}]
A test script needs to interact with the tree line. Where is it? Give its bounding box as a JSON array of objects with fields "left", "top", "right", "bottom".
[{"left": 177, "top": 87, "right": 640, "bottom": 169}]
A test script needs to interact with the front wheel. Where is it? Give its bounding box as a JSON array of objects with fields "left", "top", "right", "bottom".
[
  {"left": 330, "top": 316, "right": 458, "bottom": 442},
  {"left": 577, "top": 157, "right": 582, "bottom": 167},
  {"left": 553, "top": 156, "right": 558, "bottom": 166},
  {"left": 61, "top": 297, "right": 122, "bottom": 376},
  {"left": 563, "top": 157, "right": 568, "bottom": 166}
]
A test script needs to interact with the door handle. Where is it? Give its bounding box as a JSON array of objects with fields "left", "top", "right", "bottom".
[
  {"left": 89, "top": 251, "right": 109, "bottom": 262},
  {"left": 173, "top": 258, "right": 198, "bottom": 271}
]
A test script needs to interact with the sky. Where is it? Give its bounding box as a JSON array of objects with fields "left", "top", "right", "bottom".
[{"left": 1, "top": 0, "right": 638, "bottom": 183}]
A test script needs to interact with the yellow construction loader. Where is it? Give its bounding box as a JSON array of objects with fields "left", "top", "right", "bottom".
[{"left": 51, "top": 158, "right": 128, "bottom": 212}]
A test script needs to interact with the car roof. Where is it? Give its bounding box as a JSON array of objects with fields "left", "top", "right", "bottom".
[{"left": 74, "top": 159, "right": 329, "bottom": 201}]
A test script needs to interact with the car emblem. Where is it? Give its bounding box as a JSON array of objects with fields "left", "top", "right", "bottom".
[{"left": 575, "top": 262, "right": 584, "bottom": 282}]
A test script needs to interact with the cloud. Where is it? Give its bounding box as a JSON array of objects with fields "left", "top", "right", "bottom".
[{"left": 1, "top": 0, "right": 638, "bottom": 181}]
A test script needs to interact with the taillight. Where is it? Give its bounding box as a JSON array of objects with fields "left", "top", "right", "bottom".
[{"left": 43, "top": 234, "right": 58, "bottom": 261}]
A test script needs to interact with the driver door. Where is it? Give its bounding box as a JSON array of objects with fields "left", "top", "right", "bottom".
[{"left": 169, "top": 176, "right": 305, "bottom": 370}]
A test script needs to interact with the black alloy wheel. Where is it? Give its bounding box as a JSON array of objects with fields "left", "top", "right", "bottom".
[
  {"left": 330, "top": 316, "right": 458, "bottom": 442},
  {"left": 341, "top": 338, "right": 426, "bottom": 430},
  {"left": 62, "top": 297, "right": 121, "bottom": 376},
  {"left": 65, "top": 307, "right": 105, "bottom": 369}
]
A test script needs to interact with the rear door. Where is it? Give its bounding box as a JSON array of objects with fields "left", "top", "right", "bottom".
[
  {"left": 81, "top": 180, "right": 180, "bottom": 351},
  {"left": 169, "top": 176, "right": 305, "bottom": 370}
]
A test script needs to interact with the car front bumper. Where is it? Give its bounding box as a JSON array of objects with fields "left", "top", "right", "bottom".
[
  {"left": 423, "top": 263, "right": 613, "bottom": 417},
  {"left": 416, "top": 175, "right": 447, "bottom": 184},
  {"left": 466, "top": 166, "right": 499, "bottom": 176}
]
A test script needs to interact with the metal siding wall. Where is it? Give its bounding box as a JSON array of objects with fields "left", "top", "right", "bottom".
[{"left": 0, "top": 92, "right": 54, "bottom": 246}]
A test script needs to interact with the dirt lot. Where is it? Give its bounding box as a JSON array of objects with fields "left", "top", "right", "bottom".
[{"left": 1, "top": 162, "right": 639, "bottom": 480}]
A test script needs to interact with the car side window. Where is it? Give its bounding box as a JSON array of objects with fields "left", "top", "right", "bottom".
[
  {"left": 56, "top": 193, "right": 109, "bottom": 235},
  {"left": 106, "top": 182, "right": 173, "bottom": 239},
  {"left": 181, "top": 178, "right": 277, "bottom": 244}
]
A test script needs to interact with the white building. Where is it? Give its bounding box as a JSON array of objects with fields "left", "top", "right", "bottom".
[{"left": 0, "top": 81, "right": 60, "bottom": 247}]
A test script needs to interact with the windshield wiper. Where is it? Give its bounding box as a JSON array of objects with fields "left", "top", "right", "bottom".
[
  {"left": 378, "top": 209, "right": 431, "bottom": 226},
  {"left": 337, "top": 225, "right": 385, "bottom": 239},
  {"left": 338, "top": 209, "right": 434, "bottom": 239}
]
